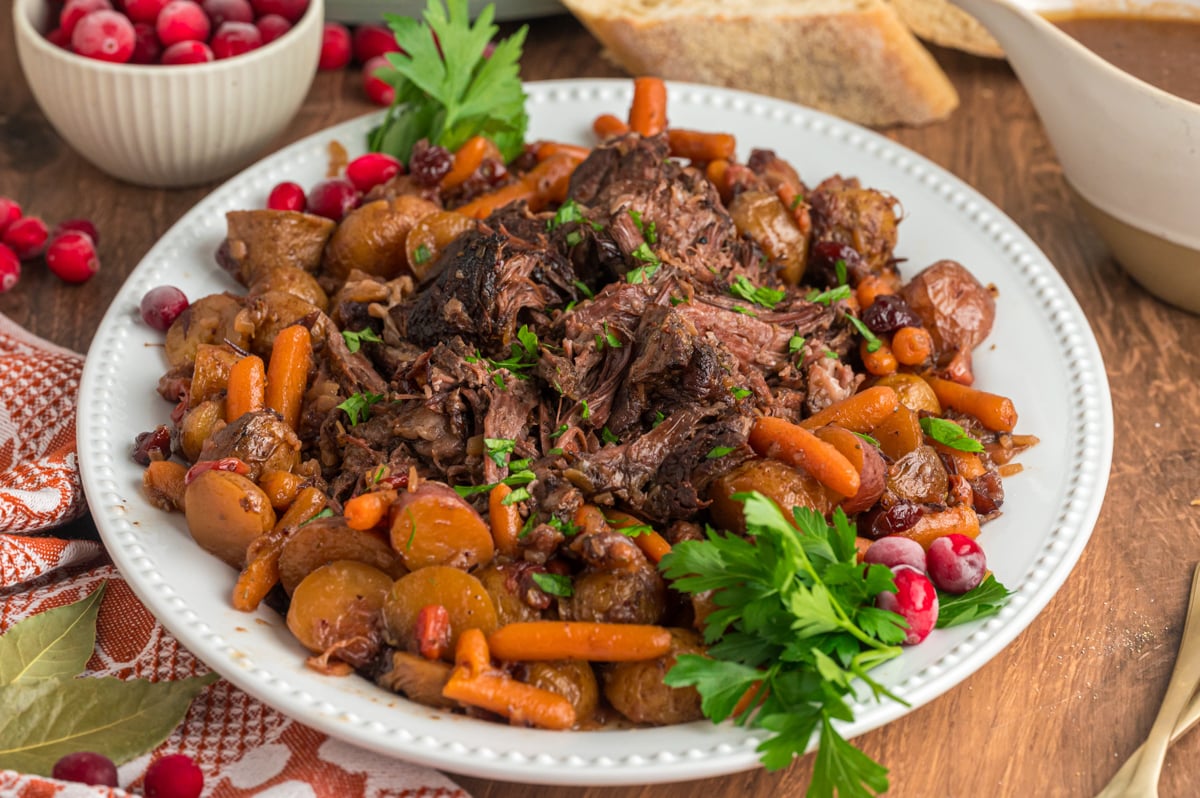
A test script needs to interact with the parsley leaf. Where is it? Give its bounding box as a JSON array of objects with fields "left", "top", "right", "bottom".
[
  {"left": 730, "top": 275, "right": 786, "bottom": 309},
  {"left": 370, "top": 0, "right": 528, "bottom": 163},
  {"left": 342, "top": 327, "right": 383, "bottom": 354},
  {"left": 572, "top": 279, "right": 595, "bottom": 299},
  {"left": 413, "top": 243, "right": 432, "bottom": 265},
  {"left": 732, "top": 387, "right": 752, "bottom": 400},
  {"left": 845, "top": 313, "right": 883, "bottom": 353},
  {"left": 595, "top": 322, "right": 621, "bottom": 350},
  {"left": 807, "top": 285, "right": 853, "bottom": 306},
  {"left": 628, "top": 208, "right": 657, "bottom": 244},
  {"left": 580, "top": 399, "right": 591, "bottom": 420},
  {"left": 601, "top": 427, "right": 620, "bottom": 444},
  {"left": 788, "top": 333, "right": 807, "bottom": 354},
  {"left": 919, "top": 417, "right": 985, "bottom": 452},
  {"left": 549, "top": 423, "right": 568, "bottom": 439},
  {"left": 835, "top": 258, "right": 848, "bottom": 286},
  {"left": 501, "top": 486, "right": 531, "bottom": 506},
  {"left": 660, "top": 493, "right": 907, "bottom": 791},
  {"left": 653, "top": 411, "right": 665, "bottom": 427},
  {"left": 483, "top": 437, "right": 515, "bottom": 468},
  {"left": 625, "top": 243, "right": 661, "bottom": 284},
  {"left": 706, "top": 446, "right": 736, "bottom": 459},
  {"left": 531, "top": 572, "right": 574, "bottom": 597},
  {"left": 337, "top": 392, "right": 383, "bottom": 426},
  {"left": 937, "top": 575, "right": 1012, "bottom": 628},
  {"left": 548, "top": 515, "right": 580, "bottom": 536}
]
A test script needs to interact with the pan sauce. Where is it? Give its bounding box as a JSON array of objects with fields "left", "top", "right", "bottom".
[{"left": 1050, "top": 17, "right": 1200, "bottom": 105}]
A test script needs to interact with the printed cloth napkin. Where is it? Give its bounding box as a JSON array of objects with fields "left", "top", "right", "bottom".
[{"left": 0, "top": 315, "right": 470, "bottom": 798}]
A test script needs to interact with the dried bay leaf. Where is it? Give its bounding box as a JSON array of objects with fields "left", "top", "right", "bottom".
[
  {"left": 0, "top": 672, "right": 218, "bottom": 775},
  {"left": 0, "top": 582, "right": 106, "bottom": 687}
]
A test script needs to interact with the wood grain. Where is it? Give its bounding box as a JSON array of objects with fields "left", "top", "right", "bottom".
[{"left": 3, "top": 9, "right": 1199, "bottom": 797}]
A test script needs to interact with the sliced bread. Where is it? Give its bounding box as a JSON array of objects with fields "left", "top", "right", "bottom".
[
  {"left": 559, "top": 0, "right": 960, "bottom": 128},
  {"left": 887, "top": 0, "right": 1003, "bottom": 57}
]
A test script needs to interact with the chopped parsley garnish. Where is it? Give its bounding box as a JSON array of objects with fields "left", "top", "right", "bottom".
[
  {"left": 788, "top": 333, "right": 807, "bottom": 354},
  {"left": 852, "top": 431, "right": 881, "bottom": 448},
  {"left": 580, "top": 399, "right": 591, "bottom": 420},
  {"left": 413, "top": 243, "right": 432, "bottom": 265},
  {"left": 337, "top": 391, "right": 384, "bottom": 426},
  {"left": 372, "top": 465, "right": 387, "bottom": 484},
  {"left": 547, "top": 447, "right": 564, "bottom": 456},
  {"left": 299, "top": 507, "right": 335, "bottom": 526},
  {"left": 342, "top": 327, "right": 383, "bottom": 354},
  {"left": 531, "top": 572, "right": 574, "bottom": 597},
  {"left": 484, "top": 437, "right": 516, "bottom": 468},
  {"left": 824, "top": 350, "right": 839, "bottom": 359},
  {"left": 845, "top": 313, "right": 883, "bottom": 353},
  {"left": 789, "top": 193, "right": 804, "bottom": 210},
  {"left": 653, "top": 410, "right": 665, "bottom": 427},
  {"left": 628, "top": 208, "right": 657, "bottom": 244},
  {"left": 548, "top": 515, "right": 580, "bottom": 536},
  {"left": 549, "top": 423, "right": 569, "bottom": 439},
  {"left": 508, "top": 457, "right": 532, "bottom": 472},
  {"left": 518, "top": 512, "right": 538, "bottom": 538},
  {"left": 835, "top": 259, "right": 848, "bottom": 286},
  {"left": 595, "top": 322, "right": 621, "bottom": 350},
  {"left": 731, "top": 304, "right": 757, "bottom": 317},
  {"left": 659, "top": 494, "right": 907, "bottom": 784},
  {"left": 730, "top": 275, "right": 786, "bottom": 309},
  {"left": 501, "top": 486, "right": 531, "bottom": 506},
  {"left": 565, "top": 230, "right": 583, "bottom": 247},
  {"left": 572, "top": 279, "right": 595, "bottom": 299},
  {"left": 806, "top": 285, "right": 853, "bottom": 306},
  {"left": 452, "top": 468, "right": 537, "bottom": 498},
  {"left": 547, "top": 199, "right": 583, "bottom": 230},
  {"left": 937, "top": 575, "right": 1012, "bottom": 627},
  {"left": 731, "top": 387, "right": 752, "bottom": 400},
  {"left": 601, "top": 427, "right": 620, "bottom": 444},
  {"left": 919, "top": 417, "right": 985, "bottom": 452},
  {"left": 625, "top": 243, "right": 661, "bottom": 284},
  {"left": 608, "top": 516, "right": 653, "bottom": 537},
  {"left": 368, "top": 0, "right": 529, "bottom": 163},
  {"left": 706, "top": 446, "right": 736, "bottom": 459}
]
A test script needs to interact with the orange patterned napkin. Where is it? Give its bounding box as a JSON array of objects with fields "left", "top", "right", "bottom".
[{"left": 0, "top": 316, "right": 469, "bottom": 798}]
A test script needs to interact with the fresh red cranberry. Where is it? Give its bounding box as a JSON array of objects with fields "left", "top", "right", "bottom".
[
  {"left": 876, "top": 567, "right": 939, "bottom": 645},
  {"left": 254, "top": 12, "right": 290, "bottom": 42},
  {"left": 249, "top": 0, "right": 307, "bottom": 23},
  {"left": 156, "top": 0, "right": 210, "bottom": 47},
  {"left": 352, "top": 23, "right": 400, "bottom": 63},
  {"left": 266, "top": 181, "right": 305, "bottom": 211},
  {"left": 306, "top": 178, "right": 359, "bottom": 222},
  {"left": 864, "top": 536, "right": 927, "bottom": 573},
  {"left": 346, "top": 152, "right": 402, "bottom": 193},
  {"left": 408, "top": 140, "right": 452, "bottom": 187},
  {"left": 123, "top": 0, "right": 168, "bottom": 24},
  {"left": 362, "top": 55, "right": 394, "bottom": 106},
  {"left": 51, "top": 751, "right": 118, "bottom": 787},
  {"left": 318, "top": 21, "right": 351, "bottom": 70},
  {"left": 200, "top": 0, "right": 252, "bottom": 27},
  {"left": 211, "top": 21, "right": 261, "bottom": 58},
  {"left": 161, "top": 39, "right": 213, "bottom": 64},
  {"left": 3, "top": 216, "right": 49, "bottom": 260},
  {"left": 143, "top": 754, "right": 203, "bottom": 798},
  {"left": 0, "top": 198, "right": 21, "bottom": 237},
  {"left": 46, "top": 26, "right": 73, "bottom": 48},
  {"left": 926, "top": 534, "right": 988, "bottom": 594},
  {"left": 72, "top": 9, "right": 136, "bottom": 62},
  {"left": 139, "top": 285, "right": 189, "bottom": 330},
  {"left": 45, "top": 231, "right": 99, "bottom": 283},
  {"left": 0, "top": 244, "right": 20, "bottom": 294},
  {"left": 130, "top": 21, "right": 162, "bottom": 62},
  {"left": 59, "top": 0, "right": 111, "bottom": 39},
  {"left": 52, "top": 218, "right": 100, "bottom": 244}
]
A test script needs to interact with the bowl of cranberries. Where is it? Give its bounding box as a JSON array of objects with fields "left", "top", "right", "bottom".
[{"left": 13, "top": 0, "right": 323, "bottom": 188}]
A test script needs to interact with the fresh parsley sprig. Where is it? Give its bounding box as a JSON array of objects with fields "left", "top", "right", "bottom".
[
  {"left": 369, "top": 0, "right": 528, "bottom": 163},
  {"left": 660, "top": 492, "right": 908, "bottom": 795},
  {"left": 920, "top": 417, "right": 985, "bottom": 453},
  {"left": 730, "top": 275, "right": 786, "bottom": 309},
  {"left": 337, "top": 392, "right": 384, "bottom": 426},
  {"left": 937, "top": 575, "right": 1012, "bottom": 627}
]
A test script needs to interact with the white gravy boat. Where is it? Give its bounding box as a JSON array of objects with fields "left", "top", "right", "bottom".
[{"left": 947, "top": 0, "right": 1200, "bottom": 313}]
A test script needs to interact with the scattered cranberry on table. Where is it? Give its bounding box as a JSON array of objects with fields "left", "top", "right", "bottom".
[
  {"left": 352, "top": 23, "right": 400, "bottom": 63},
  {"left": 0, "top": 245, "right": 20, "bottom": 294},
  {"left": 3, "top": 216, "right": 49, "bottom": 260},
  {"left": 51, "top": 751, "right": 119, "bottom": 787},
  {"left": 362, "top": 54, "right": 395, "bottom": 107},
  {"left": 45, "top": 231, "right": 100, "bottom": 283},
  {"left": 143, "top": 753, "right": 204, "bottom": 798},
  {"left": 0, "top": 199, "right": 20, "bottom": 237},
  {"left": 52, "top": 217, "right": 100, "bottom": 244}
]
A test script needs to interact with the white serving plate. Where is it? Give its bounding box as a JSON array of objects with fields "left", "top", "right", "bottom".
[{"left": 77, "top": 80, "right": 1113, "bottom": 786}]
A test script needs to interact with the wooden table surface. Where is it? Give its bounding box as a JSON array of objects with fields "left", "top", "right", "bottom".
[{"left": 4, "top": 10, "right": 1199, "bottom": 798}]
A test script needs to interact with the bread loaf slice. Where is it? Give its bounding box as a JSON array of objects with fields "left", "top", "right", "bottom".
[
  {"left": 560, "top": 0, "right": 960, "bottom": 128},
  {"left": 887, "top": 0, "right": 1003, "bottom": 57}
]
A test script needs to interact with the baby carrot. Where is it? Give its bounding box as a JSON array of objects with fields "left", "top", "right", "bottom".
[
  {"left": 343, "top": 489, "right": 398, "bottom": 531},
  {"left": 860, "top": 338, "right": 898, "bottom": 377},
  {"left": 264, "top": 324, "right": 311, "bottom": 431},
  {"left": 799, "top": 386, "right": 900, "bottom": 432},
  {"left": 533, "top": 141, "right": 591, "bottom": 162},
  {"left": 892, "top": 326, "right": 934, "bottom": 366},
  {"left": 225, "top": 354, "right": 266, "bottom": 422},
  {"left": 441, "top": 135, "right": 500, "bottom": 191},
  {"left": 593, "top": 113, "right": 629, "bottom": 139},
  {"left": 489, "top": 483, "right": 521, "bottom": 558},
  {"left": 748, "top": 416, "right": 861, "bottom": 498},
  {"left": 487, "top": 621, "right": 673, "bottom": 662},
  {"left": 606, "top": 510, "right": 671, "bottom": 564},
  {"left": 924, "top": 376, "right": 1018, "bottom": 432},
  {"left": 628, "top": 76, "right": 668, "bottom": 136},
  {"left": 666, "top": 129, "right": 736, "bottom": 162}
]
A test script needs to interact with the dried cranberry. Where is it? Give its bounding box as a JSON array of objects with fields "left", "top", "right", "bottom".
[
  {"left": 408, "top": 140, "right": 452, "bottom": 187},
  {"left": 861, "top": 293, "right": 922, "bottom": 335},
  {"left": 858, "top": 501, "right": 924, "bottom": 540},
  {"left": 132, "top": 425, "right": 174, "bottom": 464},
  {"left": 807, "top": 240, "right": 865, "bottom": 287}
]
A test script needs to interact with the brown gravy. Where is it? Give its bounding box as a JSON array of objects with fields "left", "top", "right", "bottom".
[{"left": 1049, "top": 16, "right": 1200, "bottom": 105}]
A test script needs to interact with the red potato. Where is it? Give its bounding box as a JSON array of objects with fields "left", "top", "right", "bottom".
[
  {"left": 813, "top": 425, "right": 887, "bottom": 515},
  {"left": 389, "top": 482, "right": 495, "bottom": 571}
]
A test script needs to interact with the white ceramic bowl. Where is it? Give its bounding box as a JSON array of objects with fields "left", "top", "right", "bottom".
[{"left": 13, "top": 0, "right": 324, "bottom": 188}]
